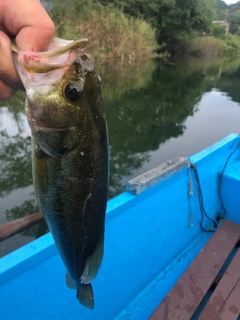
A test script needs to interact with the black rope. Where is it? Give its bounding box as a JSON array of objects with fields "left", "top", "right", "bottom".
[
  {"left": 217, "top": 143, "right": 240, "bottom": 219},
  {"left": 188, "top": 141, "right": 240, "bottom": 232},
  {"left": 189, "top": 163, "right": 218, "bottom": 233}
]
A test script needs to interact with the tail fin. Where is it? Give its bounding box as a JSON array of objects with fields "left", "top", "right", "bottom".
[{"left": 77, "top": 284, "right": 94, "bottom": 310}]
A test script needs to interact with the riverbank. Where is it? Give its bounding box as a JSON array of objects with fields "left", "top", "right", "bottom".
[
  {"left": 49, "top": 0, "right": 160, "bottom": 61},
  {"left": 175, "top": 33, "right": 240, "bottom": 57},
  {"left": 48, "top": 0, "right": 240, "bottom": 61}
]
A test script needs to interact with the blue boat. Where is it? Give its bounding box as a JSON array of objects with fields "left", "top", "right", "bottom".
[{"left": 1, "top": 133, "right": 240, "bottom": 319}]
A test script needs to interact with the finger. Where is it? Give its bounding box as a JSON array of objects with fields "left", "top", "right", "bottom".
[
  {"left": 0, "top": 80, "right": 17, "bottom": 101},
  {"left": 16, "top": 19, "right": 55, "bottom": 52},
  {"left": 0, "top": 31, "right": 24, "bottom": 91},
  {"left": 0, "top": 23, "right": 11, "bottom": 36},
  {"left": 0, "top": 0, "right": 55, "bottom": 52}
]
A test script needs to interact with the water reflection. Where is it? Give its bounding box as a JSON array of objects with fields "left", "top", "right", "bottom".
[
  {"left": 0, "top": 130, "right": 32, "bottom": 197},
  {"left": 1, "top": 56, "right": 240, "bottom": 255},
  {"left": 104, "top": 63, "right": 203, "bottom": 196},
  {"left": 103, "top": 57, "right": 240, "bottom": 197}
]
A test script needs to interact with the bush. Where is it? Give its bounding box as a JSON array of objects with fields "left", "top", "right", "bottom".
[
  {"left": 185, "top": 36, "right": 226, "bottom": 57},
  {"left": 223, "top": 33, "right": 240, "bottom": 54},
  {"left": 49, "top": 0, "right": 158, "bottom": 61},
  {"left": 211, "top": 23, "right": 226, "bottom": 39}
]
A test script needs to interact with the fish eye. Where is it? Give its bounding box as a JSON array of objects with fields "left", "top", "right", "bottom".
[{"left": 63, "top": 82, "right": 83, "bottom": 102}]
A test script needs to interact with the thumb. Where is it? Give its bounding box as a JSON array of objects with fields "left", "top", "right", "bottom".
[
  {"left": 1, "top": 0, "right": 55, "bottom": 52},
  {"left": 15, "top": 19, "right": 55, "bottom": 52}
]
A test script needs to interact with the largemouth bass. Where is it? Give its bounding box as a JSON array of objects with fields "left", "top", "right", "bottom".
[{"left": 12, "top": 38, "right": 109, "bottom": 309}]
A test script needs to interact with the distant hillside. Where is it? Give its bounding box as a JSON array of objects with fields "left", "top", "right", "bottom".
[
  {"left": 216, "top": 0, "right": 240, "bottom": 35},
  {"left": 216, "top": 0, "right": 228, "bottom": 20},
  {"left": 228, "top": 1, "right": 240, "bottom": 34}
]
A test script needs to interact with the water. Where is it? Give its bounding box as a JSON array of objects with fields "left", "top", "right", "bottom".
[{"left": 0, "top": 56, "right": 240, "bottom": 256}]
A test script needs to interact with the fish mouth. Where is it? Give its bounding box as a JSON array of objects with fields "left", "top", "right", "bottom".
[
  {"left": 12, "top": 38, "right": 94, "bottom": 91},
  {"left": 33, "top": 124, "right": 69, "bottom": 132},
  {"left": 12, "top": 38, "right": 89, "bottom": 73}
]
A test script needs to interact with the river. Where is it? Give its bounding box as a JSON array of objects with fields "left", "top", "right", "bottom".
[{"left": 0, "top": 56, "right": 240, "bottom": 256}]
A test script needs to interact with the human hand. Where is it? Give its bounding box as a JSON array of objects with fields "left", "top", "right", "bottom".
[{"left": 0, "top": 0, "right": 55, "bottom": 101}]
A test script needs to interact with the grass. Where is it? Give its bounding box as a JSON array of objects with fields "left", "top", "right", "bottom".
[
  {"left": 49, "top": 0, "right": 158, "bottom": 61},
  {"left": 184, "top": 32, "right": 240, "bottom": 57},
  {"left": 185, "top": 36, "right": 226, "bottom": 57}
]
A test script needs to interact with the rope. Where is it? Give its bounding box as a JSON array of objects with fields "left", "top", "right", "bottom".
[
  {"left": 187, "top": 160, "right": 218, "bottom": 233},
  {"left": 187, "top": 161, "right": 194, "bottom": 227},
  {"left": 217, "top": 143, "right": 240, "bottom": 219},
  {"left": 186, "top": 140, "right": 240, "bottom": 232}
]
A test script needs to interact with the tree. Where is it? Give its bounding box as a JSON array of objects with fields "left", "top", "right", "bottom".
[
  {"left": 215, "top": 0, "right": 228, "bottom": 20},
  {"left": 99, "top": 0, "right": 216, "bottom": 51}
]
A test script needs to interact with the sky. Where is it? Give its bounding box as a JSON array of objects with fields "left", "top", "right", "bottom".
[{"left": 224, "top": 0, "right": 240, "bottom": 4}]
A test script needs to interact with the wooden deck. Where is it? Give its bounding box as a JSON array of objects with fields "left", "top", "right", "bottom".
[{"left": 150, "top": 220, "right": 240, "bottom": 320}]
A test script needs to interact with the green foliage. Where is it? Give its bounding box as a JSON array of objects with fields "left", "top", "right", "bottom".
[
  {"left": 50, "top": 0, "right": 85, "bottom": 38},
  {"left": 215, "top": 0, "right": 228, "bottom": 20},
  {"left": 228, "top": 13, "right": 240, "bottom": 34},
  {"left": 224, "top": 1, "right": 240, "bottom": 35},
  {"left": 190, "top": 0, "right": 216, "bottom": 31},
  {"left": 48, "top": 0, "right": 240, "bottom": 58},
  {"left": 216, "top": 0, "right": 228, "bottom": 9},
  {"left": 99, "top": 0, "right": 216, "bottom": 52},
  {"left": 184, "top": 36, "right": 226, "bottom": 57},
  {"left": 211, "top": 23, "right": 226, "bottom": 38},
  {"left": 223, "top": 33, "right": 240, "bottom": 53},
  {"left": 184, "top": 32, "right": 240, "bottom": 56},
  {"left": 49, "top": 0, "right": 158, "bottom": 60},
  {"left": 49, "top": 0, "right": 240, "bottom": 58},
  {"left": 100, "top": 0, "right": 174, "bottom": 30}
]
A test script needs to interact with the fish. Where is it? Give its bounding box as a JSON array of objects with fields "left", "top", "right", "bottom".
[{"left": 12, "top": 38, "right": 109, "bottom": 309}]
